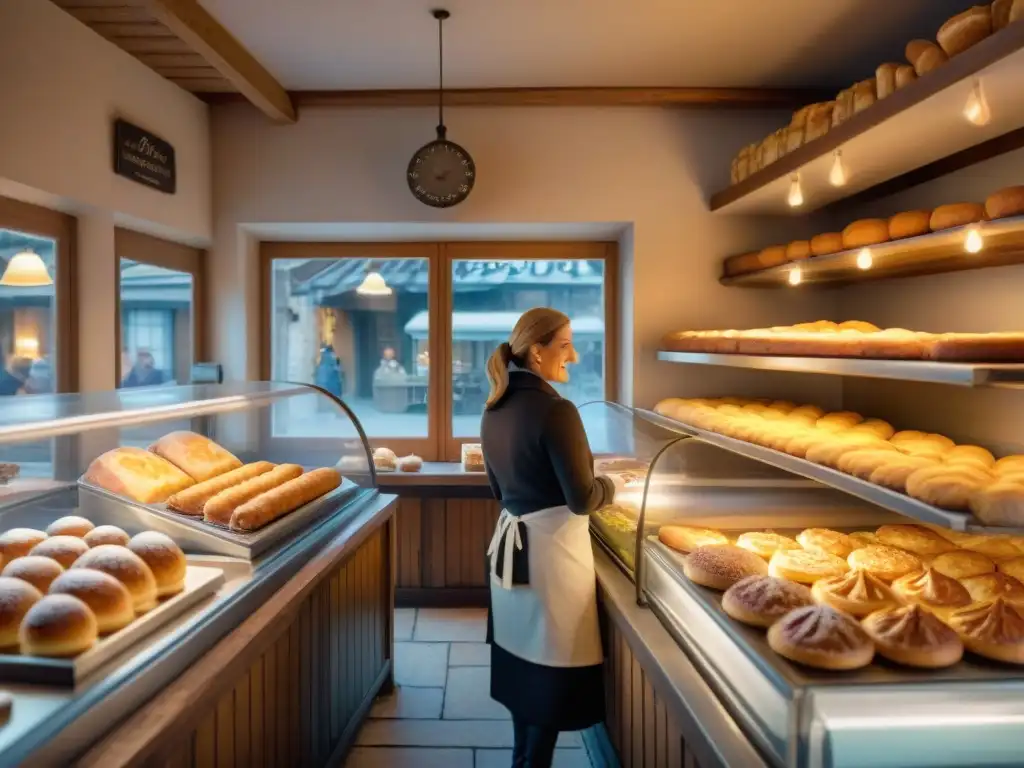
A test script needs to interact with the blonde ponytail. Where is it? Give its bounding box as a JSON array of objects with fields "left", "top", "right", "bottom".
[
  {"left": 484, "top": 307, "right": 570, "bottom": 409},
  {"left": 485, "top": 342, "right": 514, "bottom": 409}
]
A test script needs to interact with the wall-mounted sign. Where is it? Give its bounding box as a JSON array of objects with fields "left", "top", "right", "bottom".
[{"left": 113, "top": 119, "right": 176, "bottom": 194}]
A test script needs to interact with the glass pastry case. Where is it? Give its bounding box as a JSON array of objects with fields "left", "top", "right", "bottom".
[
  {"left": 583, "top": 406, "right": 1024, "bottom": 768},
  {"left": 0, "top": 382, "right": 385, "bottom": 764}
]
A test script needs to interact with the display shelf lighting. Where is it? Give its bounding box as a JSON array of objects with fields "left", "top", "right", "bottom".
[
  {"left": 356, "top": 270, "right": 392, "bottom": 296},
  {"left": 963, "top": 79, "right": 991, "bottom": 127},
  {"left": 964, "top": 225, "right": 984, "bottom": 254},
  {"left": 787, "top": 174, "right": 804, "bottom": 208},
  {"left": 856, "top": 248, "right": 873, "bottom": 270},
  {"left": 787, "top": 266, "right": 803, "bottom": 286},
  {"left": 829, "top": 149, "right": 848, "bottom": 188},
  {"left": 0, "top": 249, "right": 52, "bottom": 287}
]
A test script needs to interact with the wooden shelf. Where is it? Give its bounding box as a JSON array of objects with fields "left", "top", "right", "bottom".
[
  {"left": 709, "top": 23, "right": 1024, "bottom": 215},
  {"left": 721, "top": 215, "right": 1024, "bottom": 286}
]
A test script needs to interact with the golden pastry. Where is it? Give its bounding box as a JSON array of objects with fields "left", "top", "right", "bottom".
[
  {"left": 960, "top": 572, "right": 1024, "bottom": 606},
  {"left": 994, "top": 455, "right": 1024, "bottom": 475},
  {"left": 2, "top": 555, "right": 63, "bottom": 594},
  {"left": 812, "top": 568, "right": 898, "bottom": 618},
  {"left": 862, "top": 604, "right": 963, "bottom": 668},
  {"left": 0, "top": 577, "right": 43, "bottom": 649},
  {"left": 917, "top": 523, "right": 975, "bottom": 545},
  {"left": 949, "top": 598, "right": 1024, "bottom": 665},
  {"left": 722, "top": 575, "right": 814, "bottom": 628},
  {"left": 683, "top": 545, "right": 768, "bottom": 591},
  {"left": 893, "top": 441, "right": 949, "bottom": 462},
  {"left": 767, "top": 605, "right": 874, "bottom": 670},
  {"left": 0, "top": 529, "right": 48, "bottom": 568},
  {"left": 848, "top": 531, "right": 878, "bottom": 550},
  {"left": 769, "top": 548, "right": 849, "bottom": 584},
  {"left": 891, "top": 431, "right": 955, "bottom": 450},
  {"left": 905, "top": 465, "right": 992, "bottom": 511},
  {"left": 789, "top": 405, "right": 825, "bottom": 421},
  {"left": 958, "top": 534, "right": 1020, "bottom": 561},
  {"left": 847, "top": 545, "right": 922, "bottom": 582},
  {"left": 969, "top": 483, "right": 1024, "bottom": 527},
  {"left": 868, "top": 456, "right": 939, "bottom": 493},
  {"left": 45, "top": 516, "right": 95, "bottom": 539},
  {"left": 997, "top": 557, "right": 1024, "bottom": 583},
  {"left": 930, "top": 549, "right": 996, "bottom": 580},
  {"left": 29, "top": 536, "right": 90, "bottom": 570},
  {"left": 944, "top": 445, "right": 996, "bottom": 470},
  {"left": 815, "top": 412, "right": 863, "bottom": 433},
  {"left": 797, "top": 528, "right": 854, "bottom": 558},
  {"left": 735, "top": 532, "right": 800, "bottom": 560},
  {"left": 837, "top": 449, "right": 901, "bottom": 480},
  {"left": 875, "top": 524, "right": 957, "bottom": 557},
  {"left": 19, "top": 594, "right": 98, "bottom": 658},
  {"left": 847, "top": 419, "right": 895, "bottom": 440},
  {"left": 658, "top": 526, "right": 729, "bottom": 554},
  {"left": 783, "top": 432, "right": 834, "bottom": 459},
  {"left": 891, "top": 568, "right": 972, "bottom": 619},
  {"left": 805, "top": 435, "right": 891, "bottom": 469}
]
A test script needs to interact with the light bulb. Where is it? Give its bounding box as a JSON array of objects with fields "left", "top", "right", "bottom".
[
  {"left": 787, "top": 175, "right": 804, "bottom": 207},
  {"left": 963, "top": 80, "right": 991, "bottom": 126},
  {"left": 787, "top": 266, "right": 803, "bottom": 286},
  {"left": 964, "top": 226, "right": 984, "bottom": 254},
  {"left": 829, "top": 150, "right": 848, "bottom": 187},
  {"left": 856, "top": 248, "right": 873, "bottom": 270}
]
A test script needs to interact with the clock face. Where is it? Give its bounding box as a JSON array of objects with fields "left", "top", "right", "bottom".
[{"left": 407, "top": 139, "right": 476, "bottom": 208}]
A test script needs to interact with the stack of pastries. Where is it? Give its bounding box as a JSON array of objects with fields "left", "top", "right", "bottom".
[
  {"left": 0, "top": 516, "right": 187, "bottom": 658},
  {"left": 653, "top": 397, "right": 1024, "bottom": 526},
  {"left": 662, "top": 319, "right": 1024, "bottom": 361},
  {"left": 83, "top": 431, "right": 342, "bottom": 533},
  {"left": 659, "top": 521, "right": 1024, "bottom": 670}
]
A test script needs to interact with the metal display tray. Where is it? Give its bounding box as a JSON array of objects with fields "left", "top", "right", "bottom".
[
  {"left": 648, "top": 538, "right": 1024, "bottom": 689},
  {"left": 0, "top": 564, "right": 224, "bottom": 686},
  {"left": 77, "top": 478, "right": 361, "bottom": 560}
]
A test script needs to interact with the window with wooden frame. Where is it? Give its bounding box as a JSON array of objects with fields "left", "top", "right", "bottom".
[{"left": 260, "top": 241, "right": 618, "bottom": 462}]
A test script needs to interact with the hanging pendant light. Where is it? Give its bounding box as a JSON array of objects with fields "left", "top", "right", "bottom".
[
  {"left": 356, "top": 263, "right": 393, "bottom": 297},
  {"left": 787, "top": 174, "right": 804, "bottom": 208},
  {"left": 0, "top": 249, "right": 52, "bottom": 287}
]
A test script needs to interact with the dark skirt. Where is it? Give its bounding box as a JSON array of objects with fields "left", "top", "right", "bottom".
[{"left": 487, "top": 596, "right": 605, "bottom": 731}]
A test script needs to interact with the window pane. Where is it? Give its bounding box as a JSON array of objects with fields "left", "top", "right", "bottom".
[
  {"left": 270, "top": 257, "right": 429, "bottom": 438},
  {"left": 450, "top": 258, "right": 606, "bottom": 437},
  {"left": 119, "top": 259, "right": 194, "bottom": 390}
]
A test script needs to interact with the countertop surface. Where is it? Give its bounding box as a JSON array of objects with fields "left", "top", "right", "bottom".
[{"left": 376, "top": 462, "right": 490, "bottom": 487}]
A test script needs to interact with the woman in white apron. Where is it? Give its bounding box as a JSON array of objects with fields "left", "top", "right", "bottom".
[{"left": 480, "top": 308, "right": 621, "bottom": 768}]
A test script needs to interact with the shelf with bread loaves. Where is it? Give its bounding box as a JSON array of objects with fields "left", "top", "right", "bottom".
[
  {"left": 586, "top": 402, "right": 1024, "bottom": 768},
  {"left": 714, "top": 8, "right": 1024, "bottom": 215},
  {"left": 0, "top": 382, "right": 395, "bottom": 765}
]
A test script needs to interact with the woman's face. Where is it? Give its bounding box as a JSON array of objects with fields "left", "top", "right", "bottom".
[{"left": 530, "top": 324, "right": 578, "bottom": 383}]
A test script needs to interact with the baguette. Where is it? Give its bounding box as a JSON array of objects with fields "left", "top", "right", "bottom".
[
  {"left": 203, "top": 464, "right": 304, "bottom": 525},
  {"left": 906, "top": 40, "right": 948, "bottom": 76},
  {"left": 930, "top": 202, "right": 986, "bottom": 231},
  {"left": 937, "top": 6, "right": 992, "bottom": 56},
  {"left": 985, "top": 186, "right": 1024, "bottom": 220},
  {"left": 888, "top": 210, "right": 933, "bottom": 240},
  {"left": 810, "top": 232, "right": 844, "bottom": 257},
  {"left": 230, "top": 468, "right": 342, "bottom": 532},
  {"left": 166, "top": 461, "right": 275, "bottom": 516},
  {"left": 842, "top": 219, "right": 890, "bottom": 249}
]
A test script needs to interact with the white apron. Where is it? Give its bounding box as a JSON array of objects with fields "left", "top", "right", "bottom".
[{"left": 487, "top": 505, "right": 603, "bottom": 668}]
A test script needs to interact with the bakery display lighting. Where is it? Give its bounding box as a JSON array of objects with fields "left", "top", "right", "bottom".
[
  {"left": 963, "top": 79, "right": 991, "bottom": 127},
  {"left": 964, "top": 225, "right": 985, "bottom": 253},
  {"left": 356, "top": 271, "right": 392, "bottom": 297},
  {"left": 786, "top": 174, "right": 803, "bottom": 208},
  {"left": 828, "top": 149, "right": 848, "bottom": 188},
  {"left": 856, "top": 248, "right": 873, "bottom": 270},
  {"left": 0, "top": 249, "right": 51, "bottom": 288},
  {"left": 787, "top": 266, "right": 802, "bottom": 286}
]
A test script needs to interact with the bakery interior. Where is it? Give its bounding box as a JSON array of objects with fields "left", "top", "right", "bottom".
[{"left": 2, "top": 0, "right": 1024, "bottom": 766}]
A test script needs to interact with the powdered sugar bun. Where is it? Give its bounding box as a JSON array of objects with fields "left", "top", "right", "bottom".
[
  {"left": 0, "top": 576, "right": 43, "bottom": 649},
  {"left": 0, "top": 529, "right": 48, "bottom": 568},
  {"left": 2, "top": 555, "right": 64, "bottom": 594},
  {"left": 49, "top": 568, "right": 134, "bottom": 634},
  {"left": 72, "top": 545, "right": 157, "bottom": 614},
  {"left": 19, "top": 593, "right": 98, "bottom": 657},
  {"left": 45, "top": 516, "right": 95, "bottom": 538},
  {"left": 128, "top": 532, "right": 186, "bottom": 598}
]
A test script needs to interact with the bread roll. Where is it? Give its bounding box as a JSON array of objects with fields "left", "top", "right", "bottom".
[
  {"left": 149, "top": 431, "right": 242, "bottom": 482},
  {"left": 735, "top": 532, "right": 799, "bottom": 560},
  {"left": 958, "top": 533, "right": 1019, "bottom": 561},
  {"left": 128, "top": 532, "right": 186, "bottom": 598},
  {"left": 971, "top": 482, "right": 1024, "bottom": 526},
  {"left": 892, "top": 568, "right": 973, "bottom": 621},
  {"left": 812, "top": 568, "right": 898, "bottom": 617},
  {"left": 769, "top": 548, "right": 848, "bottom": 584},
  {"left": 45, "top": 516, "right": 94, "bottom": 539},
  {"left": 166, "top": 461, "right": 276, "bottom": 516},
  {"left": 785, "top": 124, "right": 804, "bottom": 155},
  {"left": 993, "top": 0, "right": 1014, "bottom": 30},
  {"left": 722, "top": 251, "right": 763, "bottom": 277},
  {"left": 29, "top": 536, "right": 89, "bottom": 570},
  {"left": 869, "top": 456, "right": 938, "bottom": 492},
  {"left": 852, "top": 79, "right": 876, "bottom": 113},
  {"left": 758, "top": 245, "right": 788, "bottom": 269},
  {"left": 0, "top": 529, "right": 48, "bottom": 568},
  {"left": 19, "top": 594, "right": 98, "bottom": 658},
  {"left": 84, "top": 525, "right": 130, "bottom": 548},
  {"left": 398, "top": 455, "right": 423, "bottom": 472},
  {"left": 998, "top": 556, "right": 1024, "bottom": 583},
  {"left": 3, "top": 555, "right": 63, "bottom": 594},
  {"left": 72, "top": 545, "right": 158, "bottom": 614},
  {"left": 842, "top": 219, "right": 889, "bottom": 249},
  {"left": 785, "top": 240, "right": 811, "bottom": 262},
  {"left": 937, "top": 6, "right": 993, "bottom": 56},
  {"left": 84, "top": 446, "right": 195, "bottom": 504},
  {"left": 906, "top": 40, "right": 949, "bottom": 75},
  {"left": 0, "top": 576, "right": 42, "bottom": 649},
  {"left": 49, "top": 568, "right": 134, "bottom": 635},
  {"left": 862, "top": 605, "right": 964, "bottom": 669},
  {"left": 683, "top": 544, "right": 768, "bottom": 591},
  {"left": 658, "top": 526, "right": 728, "bottom": 554},
  {"left": 875, "top": 63, "right": 899, "bottom": 99},
  {"left": 960, "top": 572, "right": 1024, "bottom": 605},
  {"left": 847, "top": 545, "right": 922, "bottom": 582},
  {"left": 985, "top": 186, "right": 1024, "bottom": 220},
  {"left": 895, "top": 64, "right": 917, "bottom": 89},
  {"left": 906, "top": 465, "right": 993, "bottom": 510},
  {"left": 949, "top": 598, "right": 1024, "bottom": 664},
  {"left": 876, "top": 524, "right": 956, "bottom": 557},
  {"left": 810, "top": 233, "right": 844, "bottom": 257},
  {"left": 931, "top": 549, "right": 996, "bottom": 580},
  {"left": 767, "top": 605, "right": 874, "bottom": 671},
  {"left": 230, "top": 468, "right": 342, "bottom": 532},
  {"left": 888, "top": 210, "right": 932, "bottom": 240},
  {"left": 203, "top": 464, "right": 304, "bottom": 525},
  {"left": 804, "top": 102, "right": 833, "bottom": 142},
  {"left": 760, "top": 133, "right": 782, "bottom": 168},
  {"left": 722, "top": 575, "right": 813, "bottom": 628},
  {"left": 930, "top": 202, "right": 985, "bottom": 231}
]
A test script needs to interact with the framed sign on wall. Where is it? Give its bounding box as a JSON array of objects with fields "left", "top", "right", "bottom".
[{"left": 113, "top": 119, "right": 176, "bottom": 194}]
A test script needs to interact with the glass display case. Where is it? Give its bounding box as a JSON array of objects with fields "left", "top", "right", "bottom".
[{"left": 586, "top": 407, "right": 1024, "bottom": 768}]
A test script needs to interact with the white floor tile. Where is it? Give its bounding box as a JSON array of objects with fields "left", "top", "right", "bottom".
[
  {"left": 346, "top": 746, "right": 473, "bottom": 768},
  {"left": 443, "top": 667, "right": 509, "bottom": 720},
  {"left": 393, "top": 642, "right": 448, "bottom": 687},
  {"left": 355, "top": 720, "right": 581, "bottom": 749},
  {"left": 394, "top": 608, "right": 416, "bottom": 641},
  {"left": 370, "top": 686, "right": 444, "bottom": 720},
  {"left": 449, "top": 642, "right": 491, "bottom": 666},
  {"left": 475, "top": 749, "right": 592, "bottom": 768},
  {"left": 414, "top": 608, "right": 487, "bottom": 642}
]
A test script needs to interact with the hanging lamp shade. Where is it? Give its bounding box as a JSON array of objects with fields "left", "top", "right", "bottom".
[
  {"left": 0, "top": 249, "right": 52, "bottom": 287},
  {"left": 356, "top": 271, "right": 392, "bottom": 296}
]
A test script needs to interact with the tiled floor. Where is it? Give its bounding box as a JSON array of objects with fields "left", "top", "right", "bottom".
[{"left": 345, "top": 608, "right": 596, "bottom": 768}]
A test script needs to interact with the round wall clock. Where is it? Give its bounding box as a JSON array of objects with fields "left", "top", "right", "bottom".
[{"left": 408, "top": 128, "right": 476, "bottom": 209}]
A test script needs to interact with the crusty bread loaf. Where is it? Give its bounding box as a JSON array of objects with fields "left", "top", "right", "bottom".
[
  {"left": 203, "top": 464, "right": 304, "bottom": 525},
  {"left": 785, "top": 124, "right": 804, "bottom": 155},
  {"left": 166, "top": 461, "right": 275, "bottom": 516},
  {"left": 84, "top": 447, "right": 195, "bottom": 505},
  {"left": 888, "top": 210, "right": 933, "bottom": 240},
  {"left": 805, "top": 102, "right": 833, "bottom": 142},
  {"left": 785, "top": 240, "right": 811, "bottom": 262},
  {"left": 230, "top": 468, "right": 342, "bottom": 532},
  {"left": 810, "top": 233, "right": 844, "bottom": 257},
  {"left": 929, "top": 202, "right": 986, "bottom": 231},
  {"left": 930, "top": 333, "right": 1024, "bottom": 361},
  {"left": 842, "top": 219, "right": 890, "bottom": 249},
  {"left": 937, "top": 6, "right": 993, "bottom": 56},
  {"left": 895, "top": 64, "right": 918, "bottom": 90},
  {"left": 760, "top": 133, "right": 782, "bottom": 168},
  {"left": 876, "top": 64, "right": 899, "bottom": 99},
  {"left": 852, "top": 79, "right": 876, "bottom": 113},
  {"left": 993, "top": 0, "right": 1014, "bottom": 30},
  {"left": 722, "top": 251, "right": 763, "bottom": 277},
  {"left": 906, "top": 40, "right": 949, "bottom": 75},
  {"left": 985, "top": 186, "right": 1024, "bottom": 220},
  {"left": 759, "top": 245, "right": 788, "bottom": 269},
  {"left": 149, "top": 431, "right": 242, "bottom": 483},
  {"left": 832, "top": 88, "right": 853, "bottom": 127}
]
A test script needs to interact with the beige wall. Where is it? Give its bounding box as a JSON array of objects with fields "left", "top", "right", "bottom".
[
  {"left": 211, "top": 104, "right": 840, "bottom": 408},
  {"left": 0, "top": 0, "right": 211, "bottom": 390}
]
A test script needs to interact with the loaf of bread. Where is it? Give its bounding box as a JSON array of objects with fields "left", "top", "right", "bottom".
[
  {"left": 985, "top": 186, "right": 1024, "bottom": 220},
  {"left": 895, "top": 64, "right": 918, "bottom": 90},
  {"left": 785, "top": 124, "right": 804, "bottom": 155},
  {"left": 166, "top": 461, "right": 275, "bottom": 516},
  {"left": 722, "top": 251, "right": 763, "bottom": 277},
  {"left": 759, "top": 245, "right": 788, "bottom": 269},
  {"left": 230, "top": 468, "right": 342, "bottom": 532},
  {"left": 906, "top": 40, "right": 949, "bottom": 76},
  {"left": 852, "top": 79, "right": 876, "bottom": 113},
  {"left": 774, "top": 127, "right": 790, "bottom": 161},
  {"left": 805, "top": 102, "right": 833, "bottom": 142},
  {"left": 930, "top": 202, "right": 986, "bottom": 231},
  {"left": 84, "top": 447, "right": 195, "bottom": 504},
  {"left": 888, "top": 210, "right": 933, "bottom": 240},
  {"left": 149, "top": 431, "right": 242, "bottom": 482},
  {"left": 832, "top": 88, "right": 852, "bottom": 127},
  {"left": 202, "top": 463, "right": 304, "bottom": 525},
  {"left": 785, "top": 240, "right": 811, "bottom": 262},
  {"left": 810, "top": 233, "right": 844, "bottom": 257},
  {"left": 760, "top": 133, "right": 782, "bottom": 168},
  {"left": 993, "top": 0, "right": 1014, "bottom": 30},
  {"left": 842, "top": 219, "right": 889, "bottom": 249},
  {"left": 876, "top": 64, "right": 899, "bottom": 99},
  {"left": 937, "top": 6, "right": 992, "bottom": 56},
  {"left": 929, "top": 333, "right": 1024, "bottom": 362}
]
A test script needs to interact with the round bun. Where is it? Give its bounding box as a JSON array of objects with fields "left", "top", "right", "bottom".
[
  {"left": 29, "top": 536, "right": 90, "bottom": 570},
  {"left": 19, "top": 594, "right": 98, "bottom": 657},
  {"left": 682, "top": 544, "right": 768, "bottom": 591},
  {"left": 997, "top": 556, "right": 1024, "bottom": 583},
  {"left": 2, "top": 556, "right": 64, "bottom": 594},
  {"left": 722, "top": 575, "right": 813, "bottom": 628},
  {"left": 658, "top": 526, "right": 728, "bottom": 554},
  {"left": 84, "top": 525, "right": 131, "bottom": 548},
  {"left": 128, "top": 532, "right": 186, "bottom": 598},
  {"left": 931, "top": 549, "right": 996, "bottom": 580},
  {"left": 770, "top": 548, "right": 849, "bottom": 584},
  {"left": 0, "top": 576, "right": 43, "bottom": 648},
  {"left": 958, "top": 534, "right": 1021, "bottom": 562},
  {"left": 969, "top": 483, "right": 1024, "bottom": 527},
  {"left": 372, "top": 447, "right": 398, "bottom": 471},
  {"left": 960, "top": 572, "right": 1024, "bottom": 606},
  {"left": 797, "top": 528, "right": 853, "bottom": 558},
  {"left": 875, "top": 524, "right": 957, "bottom": 557},
  {"left": 767, "top": 605, "right": 874, "bottom": 671},
  {"left": 944, "top": 445, "right": 996, "bottom": 470},
  {"left": 862, "top": 605, "right": 963, "bottom": 668},
  {"left": 949, "top": 598, "right": 1024, "bottom": 665},
  {"left": 812, "top": 568, "right": 898, "bottom": 618},
  {"left": 0, "top": 529, "right": 48, "bottom": 567},
  {"left": 735, "top": 532, "right": 800, "bottom": 560},
  {"left": 45, "top": 516, "right": 95, "bottom": 538},
  {"left": 891, "top": 568, "right": 972, "bottom": 619},
  {"left": 905, "top": 465, "right": 993, "bottom": 511},
  {"left": 72, "top": 546, "right": 158, "bottom": 614},
  {"left": 869, "top": 457, "right": 940, "bottom": 492},
  {"left": 397, "top": 455, "right": 423, "bottom": 473},
  {"left": 49, "top": 568, "right": 135, "bottom": 634},
  {"left": 847, "top": 545, "right": 922, "bottom": 582}
]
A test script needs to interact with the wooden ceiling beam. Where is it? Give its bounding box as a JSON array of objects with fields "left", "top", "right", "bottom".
[{"left": 140, "top": 0, "right": 296, "bottom": 123}]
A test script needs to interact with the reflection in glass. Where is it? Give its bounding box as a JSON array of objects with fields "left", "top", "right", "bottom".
[
  {"left": 449, "top": 259, "right": 606, "bottom": 437},
  {"left": 270, "top": 257, "right": 430, "bottom": 438}
]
